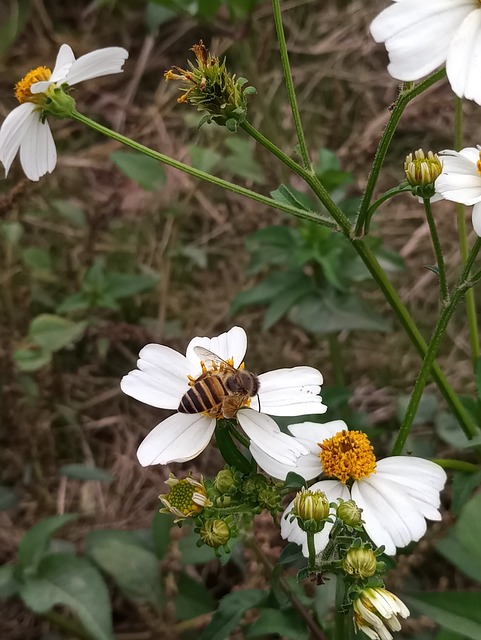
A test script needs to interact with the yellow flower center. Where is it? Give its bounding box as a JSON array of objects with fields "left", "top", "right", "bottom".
[
  {"left": 167, "top": 479, "right": 206, "bottom": 516},
  {"left": 477, "top": 150, "right": 481, "bottom": 176},
  {"left": 319, "top": 430, "right": 376, "bottom": 484},
  {"left": 15, "top": 66, "right": 52, "bottom": 104}
]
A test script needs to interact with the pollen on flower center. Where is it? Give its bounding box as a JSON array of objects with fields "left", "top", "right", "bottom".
[
  {"left": 477, "top": 151, "right": 481, "bottom": 176},
  {"left": 15, "top": 66, "right": 52, "bottom": 104},
  {"left": 319, "top": 430, "right": 376, "bottom": 484}
]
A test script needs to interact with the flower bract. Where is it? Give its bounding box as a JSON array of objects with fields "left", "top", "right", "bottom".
[
  {"left": 0, "top": 44, "right": 128, "bottom": 181},
  {"left": 121, "top": 326, "right": 327, "bottom": 467},
  {"left": 264, "top": 421, "right": 447, "bottom": 556},
  {"left": 435, "top": 146, "right": 481, "bottom": 236},
  {"left": 370, "top": 1, "right": 481, "bottom": 104}
]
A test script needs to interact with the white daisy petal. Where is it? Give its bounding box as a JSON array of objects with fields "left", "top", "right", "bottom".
[
  {"left": 64, "top": 47, "right": 128, "bottom": 86},
  {"left": 254, "top": 367, "right": 327, "bottom": 416},
  {"left": 250, "top": 443, "right": 320, "bottom": 481},
  {"left": 186, "top": 326, "right": 247, "bottom": 368},
  {"left": 50, "top": 43, "right": 76, "bottom": 82},
  {"left": 377, "top": 456, "right": 447, "bottom": 489},
  {"left": 238, "top": 408, "right": 308, "bottom": 465},
  {"left": 120, "top": 370, "right": 184, "bottom": 409},
  {"left": 136, "top": 412, "right": 215, "bottom": 465},
  {"left": 472, "top": 201, "right": 481, "bottom": 236},
  {"left": 19, "top": 117, "right": 56, "bottom": 182},
  {"left": 287, "top": 420, "right": 348, "bottom": 444},
  {"left": 0, "top": 103, "right": 36, "bottom": 175},
  {"left": 447, "top": 10, "right": 481, "bottom": 103}
]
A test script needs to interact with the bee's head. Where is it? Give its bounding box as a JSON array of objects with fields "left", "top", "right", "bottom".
[{"left": 227, "top": 370, "right": 260, "bottom": 396}]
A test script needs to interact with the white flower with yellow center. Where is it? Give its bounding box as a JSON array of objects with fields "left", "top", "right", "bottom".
[
  {"left": 353, "top": 587, "right": 410, "bottom": 640},
  {"left": 435, "top": 146, "right": 481, "bottom": 236},
  {"left": 253, "top": 421, "right": 446, "bottom": 556},
  {"left": 121, "top": 326, "right": 327, "bottom": 467},
  {"left": 0, "top": 44, "right": 128, "bottom": 181},
  {"left": 370, "top": 1, "right": 481, "bottom": 104}
]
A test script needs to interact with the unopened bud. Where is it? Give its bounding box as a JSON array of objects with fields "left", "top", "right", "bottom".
[
  {"left": 404, "top": 149, "right": 443, "bottom": 198},
  {"left": 337, "top": 499, "right": 363, "bottom": 527},
  {"left": 343, "top": 548, "right": 377, "bottom": 579},
  {"left": 214, "top": 469, "right": 235, "bottom": 494},
  {"left": 199, "top": 519, "right": 231, "bottom": 548},
  {"left": 291, "top": 488, "right": 330, "bottom": 533}
]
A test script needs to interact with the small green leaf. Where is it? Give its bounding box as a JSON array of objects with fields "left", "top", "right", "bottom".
[
  {"left": 262, "top": 275, "right": 315, "bottom": 330},
  {"left": 405, "top": 592, "right": 481, "bottom": 640},
  {"left": 270, "top": 185, "right": 313, "bottom": 212},
  {"left": 179, "top": 527, "right": 219, "bottom": 566},
  {"left": 86, "top": 530, "right": 163, "bottom": 607},
  {"left": 29, "top": 314, "right": 88, "bottom": 352},
  {"left": 175, "top": 572, "right": 216, "bottom": 621},
  {"left": 104, "top": 272, "right": 159, "bottom": 299},
  {"left": 435, "top": 411, "right": 470, "bottom": 448},
  {"left": 0, "top": 565, "right": 19, "bottom": 598},
  {"left": 284, "top": 472, "right": 307, "bottom": 490},
  {"left": 13, "top": 346, "right": 52, "bottom": 372},
  {"left": 189, "top": 145, "right": 222, "bottom": 173},
  {"left": 451, "top": 471, "right": 481, "bottom": 516},
  {"left": 18, "top": 514, "right": 78, "bottom": 575},
  {"left": 214, "top": 426, "right": 252, "bottom": 475},
  {"left": 456, "top": 493, "right": 481, "bottom": 564},
  {"left": 198, "top": 589, "right": 266, "bottom": 640},
  {"left": 246, "top": 608, "right": 308, "bottom": 639},
  {"left": 59, "top": 465, "right": 113, "bottom": 482},
  {"left": 20, "top": 554, "right": 113, "bottom": 640},
  {"left": 0, "top": 486, "right": 18, "bottom": 510},
  {"left": 152, "top": 511, "right": 173, "bottom": 560},
  {"left": 57, "top": 293, "right": 90, "bottom": 314},
  {"left": 110, "top": 151, "right": 166, "bottom": 191}
]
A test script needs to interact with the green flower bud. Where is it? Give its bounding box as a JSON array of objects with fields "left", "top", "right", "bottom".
[
  {"left": 214, "top": 469, "right": 235, "bottom": 494},
  {"left": 292, "top": 488, "right": 330, "bottom": 523},
  {"left": 337, "top": 499, "right": 363, "bottom": 527},
  {"left": 343, "top": 548, "right": 378, "bottom": 579},
  {"left": 404, "top": 149, "right": 443, "bottom": 198},
  {"left": 199, "top": 519, "right": 231, "bottom": 548}
]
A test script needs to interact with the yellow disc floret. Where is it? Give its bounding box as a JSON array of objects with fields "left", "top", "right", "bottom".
[
  {"left": 319, "top": 430, "right": 376, "bottom": 484},
  {"left": 159, "top": 474, "right": 212, "bottom": 522},
  {"left": 15, "top": 66, "right": 52, "bottom": 104},
  {"left": 477, "top": 150, "right": 481, "bottom": 176}
]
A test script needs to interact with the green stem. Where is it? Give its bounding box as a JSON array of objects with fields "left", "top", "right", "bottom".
[
  {"left": 70, "top": 111, "right": 335, "bottom": 230},
  {"left": 392, "top": 238, "right": 481, "bottom": 455},
  {"left": 334, "top": 575, "right": 348, "bottom": 640},
  {"left": 423, "top": 197, "right": 448, "bottom": 303},
  {"left": 271, "top": 0, "right": 311, "bottom": 170},
  {"left": 355, "top": 69, "right": 446, "bottom": 236},
  {"left": 364, "top": 184, "right": 413, "bottom": 232},
  {"left": 431, "top": 458, "right": 479, "bottom": 473},
  {"left": 306, "top": 531, "right": 316, "bottom": 570}
]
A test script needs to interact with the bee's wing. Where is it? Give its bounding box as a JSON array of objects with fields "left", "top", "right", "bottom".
[{"left": 193, "top": 346, "right": 235, "bottom": 369}]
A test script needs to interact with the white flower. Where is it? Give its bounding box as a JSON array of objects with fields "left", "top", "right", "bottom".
[
  {"left": 353, "top": 587, "right": 410, "bottom": 640},
  {"left": 435, "top": 146, "right": 481, "bottom": 236},
  {"left": 0, "top": 44, "right": 128, "bottom": 181},
  {"left": 259, "top": 421, "right": 446, "bottom": 556},
  {"left": 370, "top": 0, "right": 481, "bottom": 104},
  {"left": 121, "top": 326, "right": 327, "bottom": 467}
]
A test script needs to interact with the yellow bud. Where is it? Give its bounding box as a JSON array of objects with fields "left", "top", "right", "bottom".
[
  {"left": 343, "top": 548, "right": 377, "bottom": 579},
  {"left": 404, "top": 149, "right": 442, "bottom": 190},
  {"left": 292, "top": 488, "right": 330, "bottom": 523}
]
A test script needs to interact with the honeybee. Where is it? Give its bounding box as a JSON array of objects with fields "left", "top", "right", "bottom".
[{"left": 178, "top": 346, "right": 260, "bottom": 419}]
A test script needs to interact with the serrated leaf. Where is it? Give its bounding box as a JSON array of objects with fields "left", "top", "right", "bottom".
[
  {"left": 110, "top": 151, "right": 166, "bottom": 191},
  {"left": 405, "top": 592, "right": 481, "bottom": 640},
  {"left": 59, "top": 465, "right": 113, "bottom": 482},
  {"left": 29, "top": 315, "right": 88, "bottom": 352},
  {"left": 20, "top": 554, "right": 113, "bottom": 640},
  {"left": 86, "top": 530, "right": 163, "bottom": 607},
  {"left": 198, "top": 589, "right": 266, "bottom": 640},
  {"left": 18, "top": 514, "right": 78, "bottom": 575},
  {"left": 175, "top": 572, "right": 216, "bottom": 621}
]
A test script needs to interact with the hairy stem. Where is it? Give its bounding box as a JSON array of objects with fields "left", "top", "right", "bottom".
[{"left": 423, "top": 197, "right": 448, "bottom": 303}]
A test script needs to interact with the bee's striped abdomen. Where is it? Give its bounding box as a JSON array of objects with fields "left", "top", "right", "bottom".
[{"left": 178, "top": 374, "right": 228, "bottom": 414}]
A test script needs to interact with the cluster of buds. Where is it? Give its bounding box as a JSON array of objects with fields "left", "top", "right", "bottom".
[
  {"left": 164, "top": 41, "right": 256, "bottom": 131},
  {"left": 404, "top": 149, "right": 443, "bottom": 198}
]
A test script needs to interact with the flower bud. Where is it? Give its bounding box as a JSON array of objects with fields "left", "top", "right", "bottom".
[
  {"left": 353, "top": 587, "right": 409, "bottom": 639},
  {"left": 159, "top": 473, "right": 212, "bottom": 522},
  {"left": 199, "top": 519, "right": 231, "bottom": 548},
  {"left": 343, "top": 548, "right": 377, "bottom": 579},
  {"left": 214, "top": 469, "right": 235, "bottom": 494},
  {"left": 293, "top": 488, "right": 330, "bottom": 523},
  {"left": 337, "top": 499, "right": 363, "bottom": 527},
  {"left": 404, "top": 149, "right": 443, "bottom": 198}
]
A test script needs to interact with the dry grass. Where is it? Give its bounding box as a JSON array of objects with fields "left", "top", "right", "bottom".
[{"left": 0, "top": 0, "right": 478, "bottom": 637}]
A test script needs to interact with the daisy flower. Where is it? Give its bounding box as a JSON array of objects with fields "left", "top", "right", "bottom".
[
  {"left": 253, "top": 421, "right": 446, "bottom": 556},
  {"left": 0, "top": 43, "right": 128, "bottom": 181},
  {"left": 435, "top": 146, "right": 481, "bottom": 236},
  {"left": 353, "top": 587, "right": 410, "bottom": 640},
  {"left": 121, "top": 326, "right": 327, "bottom": 467},
  {"left": 370, "top": 1, "right": 481, "bottom": 104}
]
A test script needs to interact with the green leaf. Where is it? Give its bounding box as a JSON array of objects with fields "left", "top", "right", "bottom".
[
  {"left": 86, "top": 530, "right": 163, "bottom": 607},
  {"left": 13, "top": 346, "right": 52, "bottom": 372},
  {"left": 59, "top": 465, "right": 113, "bottom": 482},
  {"left": 435, "top": 411, "right": 470, "bottom": 448},
  {"left": 151, "top": 511, "right": 173, "bottom": 560},
  {"left": 451, "top": 471, "right": 481, "bottom": 516},
  {"left": 104, "top": 272, "right": 159, "bottom": 299},
  {"left": 175, "top": 572, "right": 216, "bottom": 621},
  {"left": 405, "top": 592, "right": 481, "bottom": 640},
  {"left": 110, "top": 151, "right": 166, "bottom": 191},
  {"left": 178, "top": 527, "right": 220, "bottom": 565},
  {"left": 1, "top": 221, "right": 23, "bottom": 245},
  {"left": 0, "top": 565, "right": 19, "bottom": 598},
  {"left": 198, "top": 589, "right": 266, "bottom": 640},
  {"left": 0, "top": 486, "right": 18, "bottom": 510},
  {"left": 18, "top": 514, "right": 77, "bottom": 575},
  {"left": 29, "top": 314, "right": 88, "bottom": 352},
  {"left": 52, "top": 199, "right": 86, "bottom": 227},
  {"left": 214, "top": 427, "right": 252, "bottom": 475},
  {"left": 0, "top": 0, "right": 31, "bottom": 60},
  {"left": 231, "top": 271, "right": 297, "bottom": 315},
  {"left": 284, "top": 472, "right": 307, "bottom": 491},
  {"left": 22, "top": 247, "right": 53, "bottom": 273},
  {"left": 20, "top": 554, "right": 113, "bottom": 640},
  {"left": 189, "top": 145, "right": 222, "bottom": 173},
  {"left": 246, "top": 608, "right": 308, "bottom": 639},
  {"left": 270, "top": 184, "right": 313, "bottom": 212},
  {"left": 475, "top": 358, "right": 481, "bottom": 401},
  {"left": 223, "top": 138, "right": 265, "bottom": 184},
  {"left": 436, "top": 530, "right": 481, "bottom": 583},
  {"left": 396, "top": 393, "right": 438, "bottom": 426},
  {"left": 145, "top": 2, "right": 176, "bottom": 34},
  {"left": 456, "top": 493, "right": 481, "bottom": 565},
  {"left": 57, "top": 293, "right": 90, "bottom": 314},
  {"left": 262, "top": 274, "right": 315, "bottom": 330},
  {"left": 289, "top": 291, "right": 391, "bottom": 334}
]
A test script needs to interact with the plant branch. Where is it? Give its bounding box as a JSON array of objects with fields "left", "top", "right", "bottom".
[{"left": 423, "top": 197, "right": 448, "bottom": 304}]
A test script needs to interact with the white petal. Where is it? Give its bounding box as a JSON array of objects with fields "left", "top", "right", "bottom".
[
  {"left": 50, "top": 44, "right": 76, "bottom": 82},
  {"left": 352, "top": 476, "right": 427, "bottom": 555},
  {"left": 446, "top": 10, "right": 481, "bottom": 103},
  {"left": 137, "top": 412, "right": 215, "bottom": 465},
  {"left": 64, "top": 47, "right": 128, "bottom": 86},
  {"left": 280, "top": 480, "right": 350, "bottom": 556},
  {"left": 254, "top": 367, "right": 327, "bottom": 416},
  {"left": 30, "top": 80, "right": 55, "bottom": 94},
  {"left": 287, "top": 420, "right": 348, "bottom": 445},
  {"left": 185, "top": 326, "right": 247, "bottom": 369},
  {"left": 239, "top": 408, "right": 308, "bottom": 465},
  {"left": 250, "top": 444, "right": 320, "bottom": 481},
  {"left": 0, "top": 103, "right": 37, "bottom": 175},
  {"left": 19, "top": 117, "right": 56, "bottom": 181},
  {"left": 436, "top": 149, "right": 481, "bottom": 205},
  {"left": 376, "top": 456, "right": 447, "bottom": 489},
  {"left": 472, "top": 201, "right": 481, "bottom": 236},
  {"left": 121, "top": 370, "right": 185, "bottom": 409},
  {"left": 370, "top": 0, "right": 471, "bottom": 81}
]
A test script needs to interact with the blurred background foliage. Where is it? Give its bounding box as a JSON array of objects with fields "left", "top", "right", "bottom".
[{"left": 1, "top": 0, "right": 481, "bottom": 638}]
